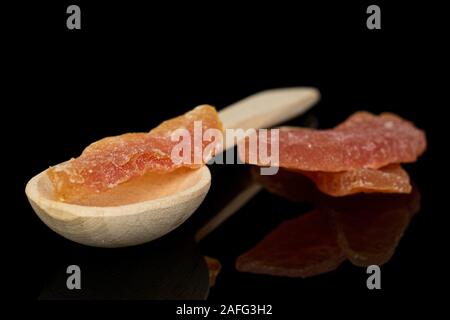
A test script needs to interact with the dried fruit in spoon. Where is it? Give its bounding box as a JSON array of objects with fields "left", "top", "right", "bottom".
[
  {"left": 48, "top": 105, "right": 223, "bottom": 203},
  {"left": 242, "top": 111, "right": 426, "bottom": 172}
]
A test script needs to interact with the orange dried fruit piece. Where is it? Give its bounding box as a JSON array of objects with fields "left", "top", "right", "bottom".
[
  {"left": 301, "top": 164, "right": 412, "bottom": 197},
  {"left": 242, "top": 111, "right": 427, "bottom": 172},
  {"left": 236, "top": 209, "right": 345, "bottom": 278},
  {"left": 252, "top": 164, "right": 411, "bottom": 199},
  {"left": 48, "top": 105, "right": 223, "bottom": 204}
]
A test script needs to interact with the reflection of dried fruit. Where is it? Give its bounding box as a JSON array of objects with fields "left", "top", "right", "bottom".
[
  {"left": 236, "top": 209, "right": 345, "bottom": 278},
  {"left": 325, "top": 188, "right": 421, "bottom": 266},
  {"left": 251, "top": 166, "right": 318, "bottom": 203},
  {"left": 204, "top": 256, "right": 222, "bottom": 287},
  {"left": 242, "top": 112, "right": 426, "bottom": 172},
  {"left": 48, "top": 105, "right": 222, "bottom": 203},
  {"left": 237, "top": 170, "right": 421, "bottom": 277}
]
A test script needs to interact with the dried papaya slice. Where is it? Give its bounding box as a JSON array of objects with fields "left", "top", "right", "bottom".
[
  {"left": 301, "top": 164, "right": 411, "bottom": 196},
  {"left": 242, "top": 112, "right": 426, "bottom": 172},
  {"left": 48, "top": 105, "right": 222, "bottom": 203}
]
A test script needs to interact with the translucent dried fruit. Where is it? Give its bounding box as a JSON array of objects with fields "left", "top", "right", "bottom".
[
  {"left": 236, "top": 209, "right": 345, "bottom": 278},
  {"left": 48, "top": 105, "right": 222, "bottom": 203},
  {"left": 253, "top": 164, "right": 412, "bottom": 198},
  {"left": 242, "top": 112, "right": 427, "bottom": 172},
  {"left": 301, "top": 164, "right": 411, "bottom": 196}
]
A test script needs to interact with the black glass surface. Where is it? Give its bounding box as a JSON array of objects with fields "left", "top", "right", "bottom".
[{"left": 7, "top": 2, "right": 444, "bottom": 313}]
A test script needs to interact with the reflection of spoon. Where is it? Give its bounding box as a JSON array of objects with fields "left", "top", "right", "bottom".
[
  {"left": 39, "top": 162, "right": 262, "bottom": 299},
  {"left": 39, "top": 227, "right": 210, "bottom": 300},
  {"left": 25, "top": 88, "right": 320, "bottom": 247},
  {"left": 236, "top": 168, "right": 421, "bottom": 277}
]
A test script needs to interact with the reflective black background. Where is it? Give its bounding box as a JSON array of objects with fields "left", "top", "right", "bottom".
[{"left": 7, "top": 0, "right": 446, "bottom": 314}]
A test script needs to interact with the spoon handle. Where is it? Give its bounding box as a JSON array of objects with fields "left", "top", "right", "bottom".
[
  {"left": 218, "top": 87, "right": 320, "bottom": 130},
  {"left": 195, "top": 182, "right": 261, "bottom": 242},
  {"left": 194, "top": 113, "right": 321, "bottom": 242},
  {"left": 196, "top": 92, "right": 321, "bottom": 241}
]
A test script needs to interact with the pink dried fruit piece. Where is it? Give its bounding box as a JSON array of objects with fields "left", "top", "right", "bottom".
[{"left": 242, "top": 111, "right": 426, "bottom": 172}]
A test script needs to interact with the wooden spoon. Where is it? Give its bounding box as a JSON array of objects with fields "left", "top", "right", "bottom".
[{"left": 25, "top": 87, "right": 320, "bottom": 247}]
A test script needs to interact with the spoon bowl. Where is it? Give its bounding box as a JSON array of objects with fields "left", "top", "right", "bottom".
[{"left": 26, "top": 167, "right": 211, "bottom": 247}]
